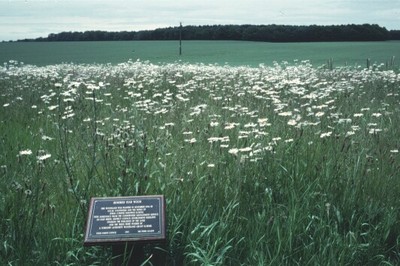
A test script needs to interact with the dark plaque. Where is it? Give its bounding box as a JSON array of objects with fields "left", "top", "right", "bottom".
[{"left": 84, "top": 195, "right": 165, "bottom": 245}]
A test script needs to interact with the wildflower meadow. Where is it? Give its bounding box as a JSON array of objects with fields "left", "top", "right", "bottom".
[{"left": 1, "top": 60, "right": 399, "bottom": 265}]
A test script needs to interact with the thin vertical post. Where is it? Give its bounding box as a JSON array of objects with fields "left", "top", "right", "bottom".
[{"left": 179, "top": 22, "right": 182, "bottom": 56}]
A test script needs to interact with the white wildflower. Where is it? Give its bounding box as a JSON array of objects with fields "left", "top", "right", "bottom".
[
  {"left": 19, "top": 149, "right": 33, "bottom": 156},
  {"left": 244, "top": 123, "right": 257, "bottom": 128},
  {"left": 224, "top": 123, "right": 239, "bottom": 130},
  {"left": 184, "top": 138, "right": 197, "bottom": 144},
  {"left": 37, "top": 154, "right": 51, "bottom": 161},
  {"left": 42, "top": 135, "right": 54, "bottom": 141},
  {"left": 210, "top": 121, "right": 219, "bottom": 127},
  {"left": 239, "top": 147, "right": 252, "bottom": 152},
  {"left": 278, "top": 111, "right": 292, "bottom": 117},
  {"left": 338, "top": 118, "right": 352, "bottom": 124},
  {"left": 228, "top": 148, "right": 239, "bottom": 155},
  {"left": 320, "top": 132, "right": 332, "bottom": 138},
  {"left": 369, "top": 128, "right": 382, "bottom": 134}
]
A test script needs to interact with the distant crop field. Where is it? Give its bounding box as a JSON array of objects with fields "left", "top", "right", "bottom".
[
  {"left": 1, "top": 60, "right": 399, "bottom": 264},
  {"left": 1, "top": 40, "right": 399, "bottom": 67}
]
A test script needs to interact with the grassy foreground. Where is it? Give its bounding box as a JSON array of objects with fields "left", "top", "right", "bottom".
[{"left": 1, "top": 60, "right": 399, "bottom": 265}]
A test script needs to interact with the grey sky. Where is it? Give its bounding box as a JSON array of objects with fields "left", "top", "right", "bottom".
[{"left": 1, "top": 0, "right": 399, "bottom": 41}]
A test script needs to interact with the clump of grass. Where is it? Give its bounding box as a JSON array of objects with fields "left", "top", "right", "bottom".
[{"left": 0, "top": 60, "right": 399, "bottom": 265}]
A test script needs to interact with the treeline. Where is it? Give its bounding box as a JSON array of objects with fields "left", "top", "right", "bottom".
[{"left": 19, "top": 24, "right": 400, "bottom": 42}]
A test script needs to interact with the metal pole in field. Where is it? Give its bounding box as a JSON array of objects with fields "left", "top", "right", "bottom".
[{"left": 179, "top": 22, "right": 182, "bottom": 56}]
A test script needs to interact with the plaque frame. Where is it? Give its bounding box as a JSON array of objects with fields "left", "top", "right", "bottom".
[{"left": 84, "top": 195, "right": 166, "bottom": 245}]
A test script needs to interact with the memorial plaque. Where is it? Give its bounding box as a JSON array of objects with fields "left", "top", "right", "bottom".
[{"left": 84, "top": 195, "right": 165, "bottom": 245}]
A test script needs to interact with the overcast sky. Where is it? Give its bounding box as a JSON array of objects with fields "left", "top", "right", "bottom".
[{"left": 1, "top": 0, "right": 399, "bottom": 41}]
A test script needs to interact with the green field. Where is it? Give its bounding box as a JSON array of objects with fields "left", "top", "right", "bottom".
[
  {"left": 1, "top": 40, "right": 400, "bottom": 67},
  {"left": 1, "top": 59, "right": 399, "bottom": 265}
]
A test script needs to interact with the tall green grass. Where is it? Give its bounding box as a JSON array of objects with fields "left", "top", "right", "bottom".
[{"left": 0, "top": 60, "right": 399, "bottom": 265}]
